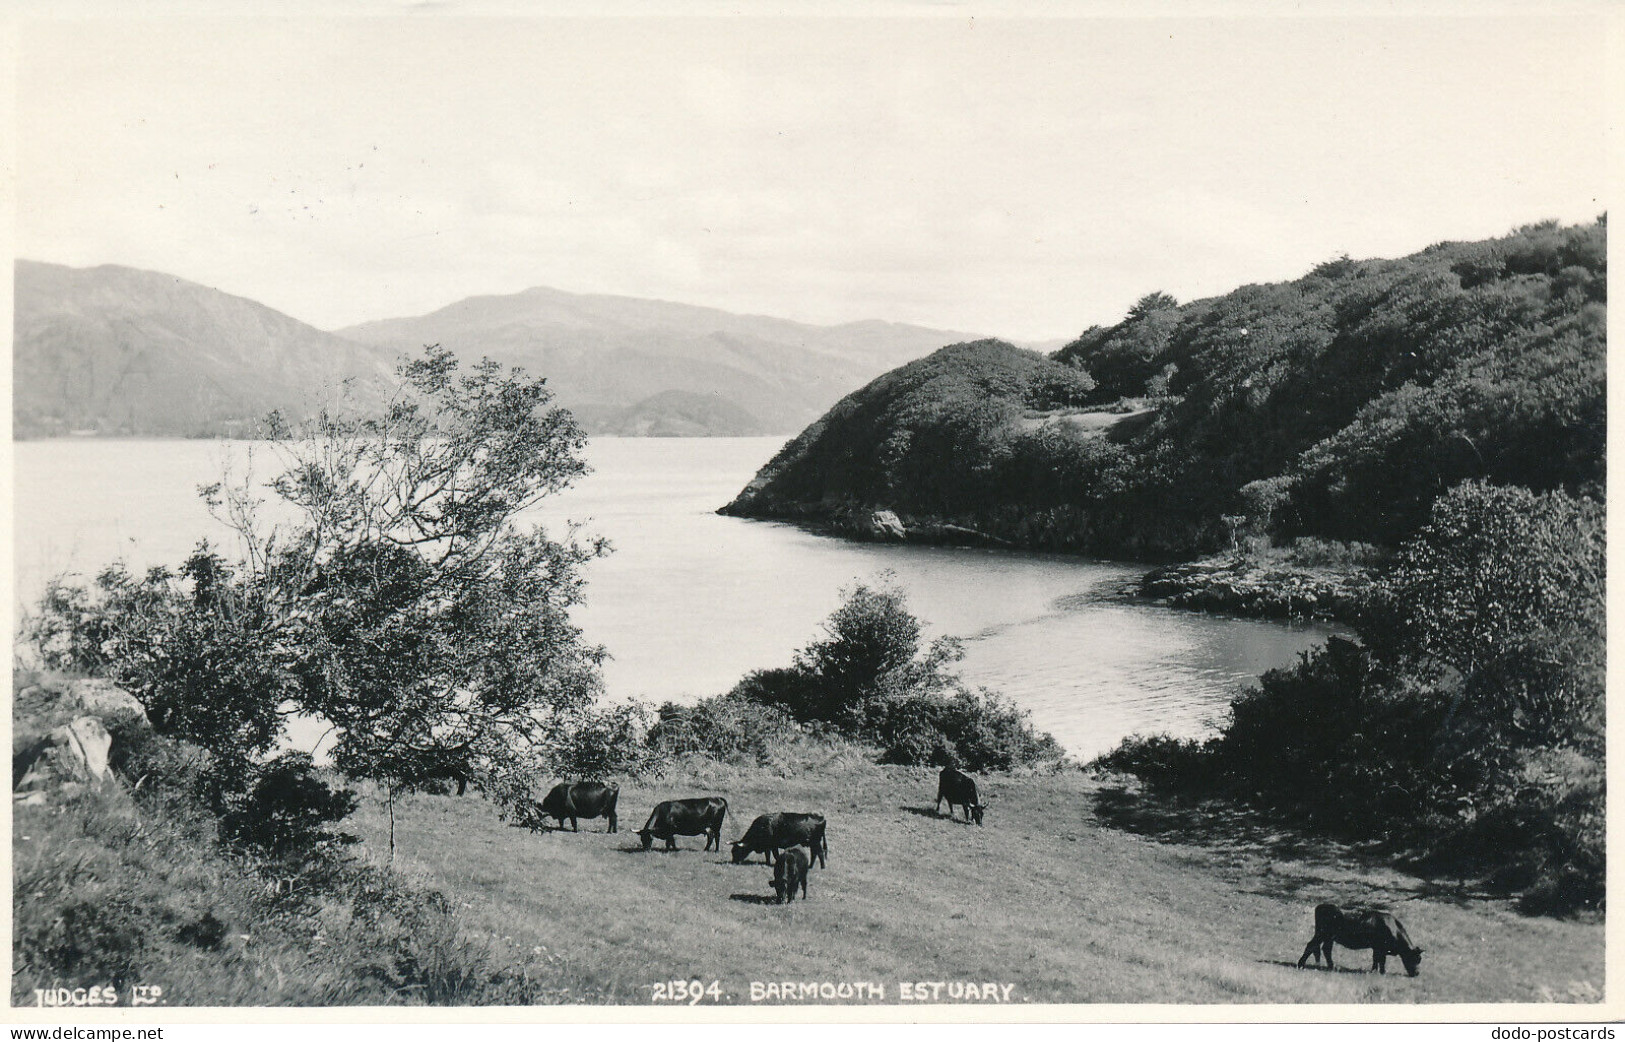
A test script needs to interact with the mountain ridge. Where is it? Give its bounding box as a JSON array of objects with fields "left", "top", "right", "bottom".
[{"left": 14, "top": 260, "right": 982, "bottom": 439}]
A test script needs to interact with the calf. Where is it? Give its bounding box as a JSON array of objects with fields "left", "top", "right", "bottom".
[
  {"left": 772, "top": 847, "right": 810, "bottom": 904},
  {"left": 935, "top": 766, "right": 984, "bottom": 825},
  {"left": 1297, "top": 903, "right": 1424, "bottom": 976},
  {"left": 637, "top": 797, "right": 728, "bottom": 852},
  {"left": 731, "top": 812, "right": 828, "bottom": 868},
  {"left": 535, "top": 781, "right": 619, "bottom": 833}
]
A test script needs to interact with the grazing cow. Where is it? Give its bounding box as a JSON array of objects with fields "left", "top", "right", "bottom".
[
  {"left": 1297, "top": 903, "right": 1424, "bottom": 976},
  {"left": 772, "top": 847, "right": 810, "bottom": 904},
  {"left": 637, "top": 797, "right": 729, "bottom": 852},
  {"left": 731, "top": 812, "right": 828, "bottom": 868},
  {"left": 935, "top": 766, "right": 985, "bottom": 825},
  {"left": 535, "top": 782, "right": 619, "bottom": 833}
]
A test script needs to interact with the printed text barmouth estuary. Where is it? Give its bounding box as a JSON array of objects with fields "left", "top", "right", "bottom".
[{"left": 748, "top": 981, "right": 1016, "bottom": 1002}]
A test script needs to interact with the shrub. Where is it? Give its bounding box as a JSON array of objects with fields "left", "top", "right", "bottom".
[
  {"left": 646, "top": 694, "right": 799, "bottom": 766},
  {"left": 1088, "top": 734, "right": 1217, "bottom": 792},
  {"left": 1278, "top": 537, "right": 1390, "bottom": 570},
  {"left": 1370, "top": 481, "right": 1605, "bottom": 679},
  {"left": 217, "top": 753, "right": 359, "bottom": 865},
  {"left": 717, "top": 578, "right": 1064, "bottom": 772},
  {"left": 547, "top": 701, "right": 660, "bottom": 778},
  {"left": 866, "top": 689, "right": 1066, "bottom": 772},
  {"left": 1095, "top": 482, "right": 1606, "bottom": 913}
]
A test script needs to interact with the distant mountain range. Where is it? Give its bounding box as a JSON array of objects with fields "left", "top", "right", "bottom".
[
  {"left": 14, "top": 261, "right": 396, "bottom": 438},
  {"left": 13, "top": 260, "right": 982, "bottom": 438}
]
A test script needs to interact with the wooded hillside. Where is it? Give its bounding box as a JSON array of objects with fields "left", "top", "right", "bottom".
[{"left": 725, "top": 218, "right": 1605, "bottom": 558}]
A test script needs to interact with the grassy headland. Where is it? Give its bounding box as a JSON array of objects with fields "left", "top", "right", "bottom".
[
  {"left": 13, "top": 691, "right": 1603, "bottom": 1006},
  {"left": 343, "top": 764, "right": 1602, "bottom": 1005}
]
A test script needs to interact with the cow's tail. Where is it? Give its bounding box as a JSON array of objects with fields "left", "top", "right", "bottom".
[{"left": 717, "top": 799, "right": 728, "bottom": 836}]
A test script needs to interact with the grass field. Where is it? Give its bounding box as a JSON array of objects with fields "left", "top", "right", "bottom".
[{"left": 347, "top": 762, "right": 1604, "bottom": 1006}]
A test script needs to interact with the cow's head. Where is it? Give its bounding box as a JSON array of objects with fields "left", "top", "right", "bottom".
[
  {"left": 1400, "top": 948, "right": 1423, "bottom": 977},
  {"left": 970, "top": 802, "right": 985, "bottom": 826},
  {"left": 636, "top": 828, "right": 653, "bottom": 851},
  {"left": 731, "top": 842, "right": 751, "bottom": 864}
]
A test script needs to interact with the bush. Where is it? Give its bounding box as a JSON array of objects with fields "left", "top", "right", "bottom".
[
  {"left": 1089, "top": 734, "right": 1217, "bottom": 792},
  {"left": 865, "top": 689, "right": 1066, "bottom": 772},
  {"left": 646, "top": 694, "right": 800, "bottom": 766},
  {"left": 1279, "top": 537, "right": 1390, "bottom": 570},
  {"left": 218, "top": 753, "right": 359, "bottom": 865},
  {"left": 1370, "top": 481, "right": 1605, "bottom": 679},
  {"left": 547, "top": 702, "right": 659, "bottom": 779},
  {"left": 1094, "top": 483, "right": 1606, "bottom": 913},
  {"left": 650, "top": 580, "right": 1064, "bottom": 774},
  {"left": 717, "top": 579, "right": 1064, "bottom": 772}
]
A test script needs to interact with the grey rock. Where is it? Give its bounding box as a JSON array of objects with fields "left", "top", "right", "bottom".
[
  {"left": 16, "top": 716, "right": 113, "bottom": 790},
  {"left": 869, "top": 510, "right": 907, "bottom": 541}
]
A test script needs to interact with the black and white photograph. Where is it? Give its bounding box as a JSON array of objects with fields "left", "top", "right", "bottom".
[{"left": 5, "top": 3, "right": 1612, "bottom": 1024}]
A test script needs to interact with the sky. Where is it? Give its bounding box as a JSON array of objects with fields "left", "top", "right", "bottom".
[{"left": 11, "top": 11, "right": 1612, "bottom": 343}]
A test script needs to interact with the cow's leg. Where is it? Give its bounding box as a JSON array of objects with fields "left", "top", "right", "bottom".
[
  {"left": 608, "top": 809, "right": 617, "bottom": 833},
  {"left": 1323, "top": 941, "right": 1334, "bottom": 969},
  {"left": 571, "top": 816, "right": 580, "bottom": 832},
  {"left": 1373, "top": 951, "right": 1386, "bottom": 974}
]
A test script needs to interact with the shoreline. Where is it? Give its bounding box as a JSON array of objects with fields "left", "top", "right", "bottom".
[{"left": 722, "top": 504, "right": 1373, "bottom": 624}]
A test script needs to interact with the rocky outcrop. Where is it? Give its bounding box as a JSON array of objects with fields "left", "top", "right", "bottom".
[
  {"left": 15, "top": 675, "right": 151, "bottom": 730},
  {"left": 14, "top": 673, "right": 150, "bottom": 802},
  {"left": 15, "top": 717, "right": 114, "bottom": 792},
  {"left": 1134, "top": 558, "right": 1373, "bottom": 622},
  {"left": 868, "top": 510, "right": 907, "bottom": 541}
]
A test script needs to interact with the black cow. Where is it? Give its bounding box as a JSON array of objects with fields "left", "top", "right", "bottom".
[
  {"left": 731, "top": 812, "right": 828, "bottom": 868},
  {"left": 535, "top": 782, "right": 619, "bottom": 833},
  {"left": 1297, "top": 903, "right": 1424, "bottom": 976},
  {"left": 772, "top": 847, "right": 810, "bottom": 904},
  {"left": 935, "top": 766, "right": 984, "bottom": 825},
  {"left": 637, "top": 797, "right": 728, "bottom": 852}
]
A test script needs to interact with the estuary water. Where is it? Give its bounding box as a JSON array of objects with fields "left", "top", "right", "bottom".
[{"left": 13, "top": 436, "right": 1338, "bottom": 760}]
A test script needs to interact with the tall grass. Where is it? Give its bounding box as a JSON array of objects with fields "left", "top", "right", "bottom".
[{"left": 11, "top": 762, "right": 572, "bottom": 1005}]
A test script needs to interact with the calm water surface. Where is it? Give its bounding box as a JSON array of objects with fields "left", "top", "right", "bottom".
[{"left": 14, "top": 437, "right": 1338, "bottom": 760}]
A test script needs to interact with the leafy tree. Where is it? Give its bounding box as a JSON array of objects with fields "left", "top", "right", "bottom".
[
  {"left": 1126, "top": 290, "right": 1179, "bottom": 321},
  {"left": 1095, "top": 479, "right": 1606, "bottom": 911},
  {"left": 30, "top": 347, "right": 609, "bottom": 856},
  {"left": 29, "top": 550, "right": 288, "bottom": 787},
  {"left": 795, "top": 581, "right": 941, "bottom": 706},
  {"left": 726, "top": 577, "right": 1062, "bottom": 770},
  {"left": 1370, "top": 481, "right": 1604, "bottom": 681}
]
